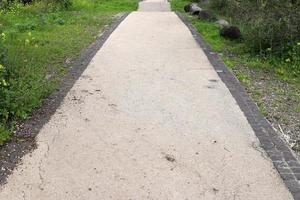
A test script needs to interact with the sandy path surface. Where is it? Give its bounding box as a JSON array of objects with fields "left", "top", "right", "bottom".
[{"left": 0, "top": 1, "right": 293, "bottom": 199}]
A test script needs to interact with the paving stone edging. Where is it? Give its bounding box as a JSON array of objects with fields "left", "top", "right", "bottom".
[
  {"left": 0, "top": 12, "right": 130, "bottom": 185},
  {"left": 176, "top": 12, "right": 300, "bottom": 199}
]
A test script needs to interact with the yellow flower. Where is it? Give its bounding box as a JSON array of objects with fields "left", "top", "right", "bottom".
[
  {"left": 0, "top": 64, "right": 4, "bottom": 70},
  {"left": 28, "top": 32, "right": 32, "bottom": 36},
  {"left": 25, "top": 39, "right": 30, "bottom": 44},
  {"left": 297, "top": 42, "right": 300, "bottom": 46},
  {"left": 285, "top": 58, "right": 291, "bottom": 62},
  {"left": 1, "top": 32, "right": 5, "bottom": 40},
  {"left": 2, "top": 80, "right": 7, "bottom": 86}
]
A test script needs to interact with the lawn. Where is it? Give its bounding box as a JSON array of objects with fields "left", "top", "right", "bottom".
[{"left": 0, "top": 0, "right": 139, "bottom": 144}]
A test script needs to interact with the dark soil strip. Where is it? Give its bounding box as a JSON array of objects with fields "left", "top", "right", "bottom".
[
  {"left": 0, "top": 12, "right": 129, "bottom": 185},
  {"left": 176, "top": 12, "right": 300, "bottom": 199}
]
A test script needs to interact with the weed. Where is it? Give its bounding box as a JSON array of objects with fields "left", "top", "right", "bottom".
[{"left": 235, "top": 71, "right": 251, "bottom": 87}]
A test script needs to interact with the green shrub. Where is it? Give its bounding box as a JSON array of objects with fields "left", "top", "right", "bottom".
[
  {"left": 0, "top": 124, "right": 10, "bottom": 145},
  {"left": 15, "top": 22, "right": 37, "bottom": 31},
  {"left": 0, "top": 32, "right": 12, "bottom": 125},
  {"left": 45, "top": 0, "right": 72, "bottom": 10},
  {"left": 208, "top": 0, "right": 300, "bottom": 55},
  {"left": 283, "top": 42, "right": 300, "bottom": 75},
  {"left": 1, "top": 0, "right": 73, "bottom": 11},
  {"left": 54, "top": 18, "right": 65, "bottom": 25},
  {"left": 0, "top": 33, "right": 6, "bottom": 64},
  {"left": 0, "top": 1, "right": 7, "bottom": 10},
  {"left": 209, "top": 0, "right": 229, "bottom": 11}
]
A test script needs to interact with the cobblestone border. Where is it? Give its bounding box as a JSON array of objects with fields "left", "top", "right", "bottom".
[
  {"left": 0, "top": 13, "right": 130, "bottom": 185},
  {"left": 176, "top": 12, "right": 300, "bottom": 200}
]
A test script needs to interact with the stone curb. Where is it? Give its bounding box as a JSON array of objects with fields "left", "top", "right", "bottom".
[{"left": 176, "top": 12, "right": 300, "bottom": 200}]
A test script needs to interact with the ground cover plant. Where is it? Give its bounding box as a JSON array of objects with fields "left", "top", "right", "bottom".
[
  {"left": 0, "top": 0, "right": 138, "bottom": 145},
  {"left": 171, "top": 0, "right": 300, "bottom": 151}
]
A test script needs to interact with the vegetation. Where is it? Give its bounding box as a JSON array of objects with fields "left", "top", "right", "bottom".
[
  {"left": 209, "top": 1, "right": 300, "bottom": 51},
  {"left": 0, "top": 0, "right": 138, "bottom": 145},
  {"left": 207, "top": 0, "right": 300, "bottom": 76}
]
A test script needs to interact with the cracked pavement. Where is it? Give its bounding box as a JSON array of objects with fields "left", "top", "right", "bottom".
[{"left": 0, "top": 0, "right": 294, "bottom": 199}]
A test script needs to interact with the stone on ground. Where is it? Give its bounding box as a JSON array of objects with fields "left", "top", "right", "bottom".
[
  {"left": 188, "top": 3, "right": 202, "bottom": 15},
  {"left": 216, "top": 19, "right": 230, "bottom": 28}
]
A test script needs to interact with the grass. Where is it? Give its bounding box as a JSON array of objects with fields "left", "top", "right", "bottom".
[
  {"left": 171, "top": 0, "right": 300, "bottom": 148},
  {"left": 0, "top": 0, "right": 139, "bottom": 144}
]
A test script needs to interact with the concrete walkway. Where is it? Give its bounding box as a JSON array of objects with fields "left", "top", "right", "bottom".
[{"left": 0, "top": 1, "right": 293, "bottom": 199}]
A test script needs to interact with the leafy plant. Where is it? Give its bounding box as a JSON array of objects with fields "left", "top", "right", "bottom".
[
  {"left": 208, "top": 0, "right": 300, "bottom": 56},
  {"left": 54, "top": 18, "right": 65, "bottom": 25},
  {"left": 283, "top": 42, "right": 300, "bottom": 75},
  {"left": 0, "top": 32, "right": 10, "bottom": 122},
  {"left": 45, "top": 0, "right": 73, "bottom": 10},
  {"left": 15, "top": 22, "right": 37, "bottom": 31}
]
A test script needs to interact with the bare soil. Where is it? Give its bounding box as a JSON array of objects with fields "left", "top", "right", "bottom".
[{"left": 231, "top": 64, "right": 300, "bottom": 153}]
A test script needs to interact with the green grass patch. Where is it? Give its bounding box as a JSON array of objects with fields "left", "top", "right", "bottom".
[
  {"left": 170, "top": 0, "right": 191, "bottom": 11},
  {"left": 189, "top": 17, "right": 226, "bottom": 52},
  {"left": 0, "top": 0, "right": 138, "bottom": 144},
  {"left": 235, "top": 71, "right": 251, "bottom": 87}
]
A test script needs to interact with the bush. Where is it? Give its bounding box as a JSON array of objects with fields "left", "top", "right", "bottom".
[
  {"left": 198, "top": 10, "right": 217, "bottom": 21},
  {"left": 0, "top": 0, "right": 11, "bottom": 10},
  {"left": 45, "top": 0, "right": 72, "bottom": 10},
  {"left": 1, "top": 0, "right": 73, "bottom": 11},
  {"left": 0, "top": 34, "right": 6, "bottom": 65},
  {"left": 0, "top": 32, "right": 11, "bottom": 123},
  {"left": 283, "top": 42, "right": 300, "bottom": 75},
  {"left": 209, "top": 0, "right": 228, "bottom": 11},
  {"left": 0, "top": 124, "right": 10, "bottom": 145},
  {"left": 208, "top": 0, "right": 300, "bottom": 56}
]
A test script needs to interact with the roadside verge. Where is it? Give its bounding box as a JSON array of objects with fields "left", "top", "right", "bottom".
[
  {"left": 0, "top": 13, "right": 130, "bottom": 185},
  {"left": 176, "top": 12, "right": 300, "bottom": 199}
]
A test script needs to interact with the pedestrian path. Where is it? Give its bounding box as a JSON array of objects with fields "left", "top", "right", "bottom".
[
  {"left": 0, "top": 0, "right": 293, "bottom": 199},
  {"left": 139, "top": 0, "right": 171, "bottom": 12}
]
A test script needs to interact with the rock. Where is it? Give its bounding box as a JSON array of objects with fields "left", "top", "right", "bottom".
[
  {"left": 184, "top": 4, "right": 190, "bottom": 12},
  {"left": 184, "top": 3, "right": 202, "bottom": 15},
  {"left": 220, "top": 26, "right": 241, "bottom": 40},
  {"left": 189, "top": 3, "right": 202, "bottom": 15},
  {"left": 198, "top": 10, "right": 217, "bottom": 21},
  {"left": 21, "top": 0, "right": 33, "bottom": 4},
  {"left": 216, "top": 19, "right": 230, "bottom": 28}
]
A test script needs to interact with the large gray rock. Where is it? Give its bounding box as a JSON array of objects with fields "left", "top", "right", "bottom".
[
  {"left": 190, "top": 3, "right": 202, "bottom": 15},
  {"left": 184, "top": 3, "right": 202, "bottom": 15},
  {"left": 216, "top": 19, "right": 230, "bottom": 28}
]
